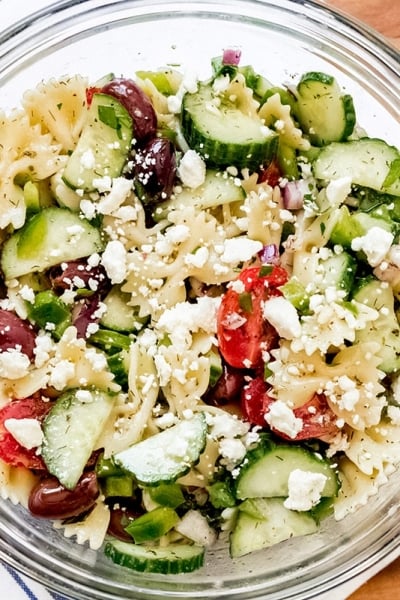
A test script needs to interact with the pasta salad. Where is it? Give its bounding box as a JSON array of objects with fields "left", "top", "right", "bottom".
[{"left": 1, "top": 50, "right": 400, "bottom": 573}]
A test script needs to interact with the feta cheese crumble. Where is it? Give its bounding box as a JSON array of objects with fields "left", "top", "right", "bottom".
[
  {"left": 4, "top": 418, "right": 44, "bottom": 450},
  {"left": 265, "top": 400, "right": 303, "bottom": 439},
  {"left": 284, "top": 469, "right": 327, "bottom": 511},
  {"left": 262, "top": 296, "right": 301, "bottom": 339},
  {"left": 351, "top": 227, "right": 394, "bottom": 267},
  {"left": 178, "top": 150, "right": 206, "bottom": 188}
]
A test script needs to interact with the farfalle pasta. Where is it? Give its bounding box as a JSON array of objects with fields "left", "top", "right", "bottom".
[{"left": 1, "top": 53, "right": 400, "bottom": 574}]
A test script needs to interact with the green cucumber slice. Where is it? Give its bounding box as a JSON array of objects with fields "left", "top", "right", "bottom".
[
  {"left": 295, "top": 71, "right": 356, "bottom": 146},
  {"left": 235, "top": 443, "right": 339, "bottom": 500},
  {"left": 230, "top": 497, "right": 318, "bottom": 558},
  {"left": 113, "top": 413, "right": 207, "bottom": 485},
  {"left": 62, "top": 92, "right": 133, "bottom": 192},
  {"left": 291, "top": 249, "right": 356, "bottom": 296},
  {"left": 153, "top": 169, "right": 245, "bottom": 221},
  {"left": 352, "top": 277, "right": 400, "bottom": 373},
  {"left": 181, "top": 83, "right": 278, "bottom": 170},
  {"left": 104, "top": 540, "right": 205, "bottom": 574},
  {"left": 0, "top": 207, "right": 104, "bottom": 280},
  {"left": 313, "top": 138, "right": 400, "bottom": 196},
  {"left": 42, "top": 388, "right": 115, "bottom": 489},
  {"left": 100, "top": 286, "right": 147, "bottom": 333}
]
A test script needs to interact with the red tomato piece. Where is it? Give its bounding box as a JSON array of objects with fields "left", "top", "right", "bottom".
[
  {"left": 217, "top": 265, "right": 288, "bottom": 369},
  {"left": 85, "top": 86, "right": 101, "bottom": 106},
  {"left": 258, "top": 160, "right": 282, "bottom": 187},
  {"left": 0, "top": 398, "right": 51, "bottom": 470},
  {"left": 241, "top": 376, "right": 275, "bottom": 427},
  {"left": 287, "top": 393, "right": 340, "bottom": 442},
  {"left": 241, "top": 376, "right": 340, "bottom": 442}
]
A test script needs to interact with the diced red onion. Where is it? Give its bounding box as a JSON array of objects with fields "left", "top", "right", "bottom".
[
  {"left": 222, "top": 48, "right": 242, "bottom": 66},
  {"left": 282, "top": 180, "right": 306, "bottom": 210},
  {"left": 258, "top": 244, "right": 280, "bottom": 265}
]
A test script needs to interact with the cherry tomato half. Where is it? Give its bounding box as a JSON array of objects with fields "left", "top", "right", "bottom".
[
  {"left": 258, "top": 160, "right": 282, "bottom": 187},
  {"left": 0, "top": 397, "right": 51, "bottom": 469},
  {"left": 241, "top": 376, "right": 339, "bottom": 442},
  {"left": 217, "top": 265, "right": 288, "bottom": 369}
]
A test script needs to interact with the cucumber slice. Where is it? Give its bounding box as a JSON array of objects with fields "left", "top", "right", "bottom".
[
  {"left": 330, "top": 205, "right": 394, "bottom": 248},
  {"left": 313, "top": 138, "right": 400, "bottom": 196},
  {"left": 113, "top": 413, "right": 207, "bottom": 485},
  {"left": 42, "top": 388, "right": 115, "bottom": 489},
  {"left": 181, "top": 83, "right": 278, "bottom": 170},
  {"left": 352, "top": 277, "right": 400, "bottom": 373},
  {"left": 104, "top": 540, "right": 205, "bottom": 574},
  {"left": 100, "top": 286, "right": 147, "bottom": 333},
  {"left": 230, "top": 497, "right": 318, "bottom": 558},
  {"left": 153, "top": 169, "right": 245, "bottom": 221},
  {"left": 235, "top": 443, "right": 339, "bottom": 500},
  {"left": 291, "top": 249, "right": 356, "bottom": 296},
  {"left": 295, "top": 71, "right": 356, "bottom": 146},
  {"left": 0, "top": 207, "right": 104, "bottom": 280},
  {"left": 62, "top": 93, "right": 133, "bottom": 192}
]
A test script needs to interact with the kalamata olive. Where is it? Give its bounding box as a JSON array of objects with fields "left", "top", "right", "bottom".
[
  {"left": 205, "top": 363, "right": 246, "bottom": 405},
  {"left": 71, "top": 293, "right": 102, "bottom": 339},
  {"left": 134, "top": 137, "right": 176, "bottom": 204},
  {"left": 107, "top": 499, "right": 144, "bottom": 541},
  {"left": 0, "top": 275, "right": 6, "bottom": 299},
  {"left": 48, "top": 259, "right": 110, "bottom": 296},
  {"left": 28, "top": 471, "right": 99, "bottom": 520},
  {"left": 101, "top": 78, "right": 157, "bottom": 143},
  {"left": 0, "top": 308, "right": 37, "bottom": 360}
]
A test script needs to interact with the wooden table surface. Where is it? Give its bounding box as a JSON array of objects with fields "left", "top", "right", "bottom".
[{"left": 321, "top": 4, "right": 400, "bottom": 598}]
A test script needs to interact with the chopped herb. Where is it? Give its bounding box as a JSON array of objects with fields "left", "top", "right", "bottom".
[
  {"left": 259, "top": 265, "right": 273, "bottom": 277},
  {"left": 239, "top": 291, "right": 253, "bottom": 313}
]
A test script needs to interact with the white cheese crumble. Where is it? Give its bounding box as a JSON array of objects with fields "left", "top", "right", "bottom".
[
  {"left": 284, "top": 469, "right": 327, "bottom": 511},
  {"left": 325, "top": 176, "right": 352, "bottom": 206},
  {"left": 184, "top": 246, "right": 209, "bottom": 268},
  {"left": 0, "top": 349, "right": 31, "bottom": 379},
  {"left": 220, "top": 237, "right": 263, "bottom": 264},
  {"left": 4, "top": 417, "right": 44, "bottom": 449},
  {"left": 178, "top": 150, "right": 206, "bottom": 188},
  {"left": 264, "top": 400, "right": 303, "bottom": 439},
  {"left": 101, "top": 240, "right": 127, "bottom": 284},
  {"left": 97, "top": 177, "right": 133, "bottom": 215},
  {"left": 49, "top": 359, "right": 75, "bottom": 390},
  {"left": 262, "top": 296, "right": 301, "bottom": 339},
  {"left": 351, "top": 226, "right": 394, "bottom": 267},
  {"left": 76, "top": 389, "right": 95, "bottom": 403},
  {"left": 80, "top": 148, "right": 96, "bottom": 169}
]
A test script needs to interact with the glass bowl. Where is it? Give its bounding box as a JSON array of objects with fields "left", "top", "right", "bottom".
[{"left": 0, "top": 1, "right": 399, "bottom": 598}]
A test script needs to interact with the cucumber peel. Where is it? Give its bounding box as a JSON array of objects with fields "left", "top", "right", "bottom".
[
  {"left": 181, "top": 83, "right": 278, "bottom": 170},
  {"left": 295, "top": 71, "right": 356, "bottom": 146},
  {"left": 1, "top": 207, "right": 104, "bottom": 280},
  {"left": 314, "top": 138, "right": 400, "bottom": 196},
  {"left": 114, "top": 412, "right": 207, "bottom": 485},
  {"left": 104, "top": 539, "right": 205, "bottom": 574},
  {"left": 235, "top": 442, "right": 339, "bottom": 500},
  {"left": 42, "top": 388, "right": 115, "bottom": 490},
  {"left": 230, "top": 497, "right": 318, "bottom": 558},
  {"left": 62, "top": 92, "right": 133, "bottom": 192}
]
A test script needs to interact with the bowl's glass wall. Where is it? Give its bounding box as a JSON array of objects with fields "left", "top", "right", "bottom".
[{"left": 0, "top": 1, "right": 399, "bottom": 598}]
